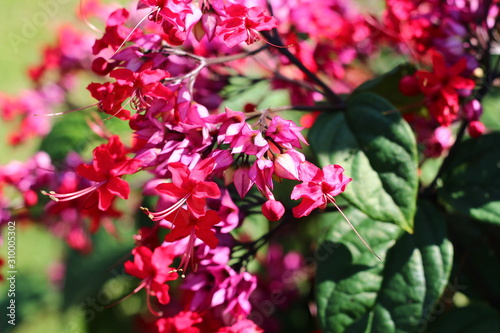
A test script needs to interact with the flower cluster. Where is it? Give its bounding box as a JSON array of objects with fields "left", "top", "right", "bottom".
[
  {"left": 0, "top": 0, "right": 358, "bottom": 330},
  {"left": 382, "top": 0, "right": 498, "bottom": 155}
]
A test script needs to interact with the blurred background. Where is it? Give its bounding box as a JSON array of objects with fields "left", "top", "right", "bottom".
[{"left": 0, "top": 2, "right": 140, "bottom": 333}]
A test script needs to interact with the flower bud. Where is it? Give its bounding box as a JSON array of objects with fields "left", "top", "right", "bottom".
[
  {"left": 274, "top": 150, "right": 305, "bottom": 180},
  {"left": 262, "top": 199, "right": 285, "bottom": 221},
  {"left": 468, "top": 121, "right": 486, "bottom": 138}
]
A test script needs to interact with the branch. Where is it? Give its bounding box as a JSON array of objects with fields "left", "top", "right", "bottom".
[{"left": 260, "top": 30, "right": 346, "bottom": 108}]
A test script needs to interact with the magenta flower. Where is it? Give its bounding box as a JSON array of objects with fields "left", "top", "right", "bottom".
[
  {"left": 262, "top": 199, "right": 285, "bottom": 221},
  {"left": 215, "top": 318, "right": 263, "bottom": 333},
  {"left": 155, "top": 311, "right": 202, "bottom": 333},
  {"left": 216, "top": 4, "right": 278, "bottom": 48},
  {"left": 266, "top": 116, "right": 308, "bottom": 150},
  {"left": 291, "top": 162, "right": 352, "bottom": 218}
]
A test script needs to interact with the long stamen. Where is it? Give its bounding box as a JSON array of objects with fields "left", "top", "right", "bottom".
[
  {"left": 114, "top": 9, "right": 155, "bottom": 54},
  {"left": 105, "top": 279, "right": 147, "bottom": 309},
  {"left": 79, "top": 0, "right": 103, "bottom": 33},
  {"left": 330, "top": 198, "right": 381, "bottom": 260},
  {"left": 34, "top": 102, "right": 100, "bottom": 117},
  {"left": 42, "top": 181, "right": 105, "bottom": 202},
  {"left": 146, "top": 291, "right": 164, "bottom": 317},
  {"left": 175, "top": 228, "right": 196, "bottom": 278},
  {"left": 140, "top": 194, "right": 190, "bottom": 220},
  {"left": 103, "top": 92, "right": 136, "bottom": 121}
]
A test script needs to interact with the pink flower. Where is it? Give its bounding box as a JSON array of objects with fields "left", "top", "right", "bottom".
[
  {"left": 155, "top": 311, "right": 202, "bottom": 333},
  {"left": 423, "top": 126, "right": 453, "bottom": 158},
  {"left": 216, "top": 318, "right": 263, "bottom": 333},
  {"left": 273, "top": 150, "right": 305, "bottom": 181},
  {"left": 216, "top": 5, "right": 278, "bottom": 48},
  {"left": 124, "top": 245, "right": 178, "bottom": 306},
  {"left": 291, "top": 162, "right": 351, "bottom": 218},
  {"left": 42, "top": 136, "right": 141, "bottom": 211},
  {"left": 224, "top": 122, "right": 269, "bottom": 158},
  {"left": 266, "top": 116, "right": 308, "bottom": 149},
  {"left": 233, "top": 164, "right": 254, "bottom": 198},
  {"left": 144, "top": 158, "right": 221, "bottom": 220}
]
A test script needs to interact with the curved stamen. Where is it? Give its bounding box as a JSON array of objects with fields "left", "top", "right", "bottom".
[
  {"left": 105, "top": 279, "right": 148, "bottom": 309},
  {"left": 140, "top": 194, "right": 190, "bottom": 221},
  {"left": 79, "top": 0, "right": 103, "bottom": 33},
  {"left": 34, "top": 102, "right": 99, "bottom": 117},
  {"left": 42, "top": 181, "right": 105, "bottom": 202},
  {"left": 146, "top": 291, "right": 164, "bottom": 317}
]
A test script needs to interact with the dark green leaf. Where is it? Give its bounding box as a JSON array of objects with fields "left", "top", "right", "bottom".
[
  {"left": 446, "top": 215, "right": 500, "bottom": 302},
  {"left": 316, "top": 200, "right": 453, "bottom": 333},
  {"left": 438, "top": 132, "right": 500, "bottom": 225},
  {"left": 309, "top": 92, "right": 418, "bottom": 232},
  {"left": 428, "top": 305, "right": 500, "bottom": 333},
  {"left": 354, "top": 63, "right": 423, "bottom": 111}
]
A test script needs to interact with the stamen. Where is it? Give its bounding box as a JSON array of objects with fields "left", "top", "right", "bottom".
[
  {"left": 330, "top": 198, "right": 381, "bottom": 260},
  {"left": 176, "top": 229, "right": 196, "bottom": 277},
  {"left": 105, "top": 280, "right": 147, "bottom": 309},
  {"left": 146, "top": 291, "right": 164, "bottom": 317},
  {"left": 41, "top": 182, "right": 105, "bottom": 202},
  {"left": 140, "top": 194, "right": 190, "bottom": 221},
  {"left": 34, "top": 102, "right": 99, "bottom": 117},
  {"left": 79, "top": 0, "right": 103, "bottom": 33},
  {"left": 103, "top": 92, "right": 136, "bottom": 121},
  {"left": 259, "top": 30, "right": 294, "bottom": 49},
  {"left": 114, "top": 9, "right": 154, "bottom": 54}
]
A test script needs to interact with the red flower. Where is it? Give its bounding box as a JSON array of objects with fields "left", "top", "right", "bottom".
[
  {"left": 165, "top": 208, "right": 220, "bottom": 249},
  {"left": 124, "top": 245, "right": 178, "bottom": 306},
  {"left": 415, "top": 52, "right": 475, "bottom": 126},
  {"left": 155, "top": 311, "right": 202, "bottom": 333},
  {"left": 291, "top": 162, "right": 351, "bottom": 218},
  {"left": 43, "top": 136, "right": 141, "bottom": 211},
  {"left": 163, "top": 208, "right": 220, "bottom": 276},
  {"left": 144, "top": 158, "right": 221, "bottom": 220}
]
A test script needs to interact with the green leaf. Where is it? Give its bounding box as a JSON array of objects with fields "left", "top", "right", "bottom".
[
  {"left": 316, "top": 200, "right": 453, "bottom": 333},
  {"left": 446, "top": 215, "right": 500, "bottom": 302},
  {"left": 39, "top": 112, "right": 100, "bottom": 163},
  {"left": 428, "top": 305, "right": 500, "bottom": 333},
  {"left": 354, "top": 63, "right": 423, "bottom": 112},
  {"left": 309, "top": 92, "right": 418, "bottom": 232},
  {"left": 438, "top": 132, "right": 500, "bottom": 225},
  {"left": 480, "top": 87, "right": 500, "bottom": 131}
]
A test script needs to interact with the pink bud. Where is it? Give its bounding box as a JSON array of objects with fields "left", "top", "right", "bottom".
[
  {"left": 468, "top": 121, "right": 486, "bottom": 138},
  {"left": 233, "top": 165, "right": 254, "bottom": 198},
  {"left": 262, "top": 200, "right": 285, "bottom": 221},
  {"left": 274, "top": 150, "right": 305, "bottom": 180}
]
